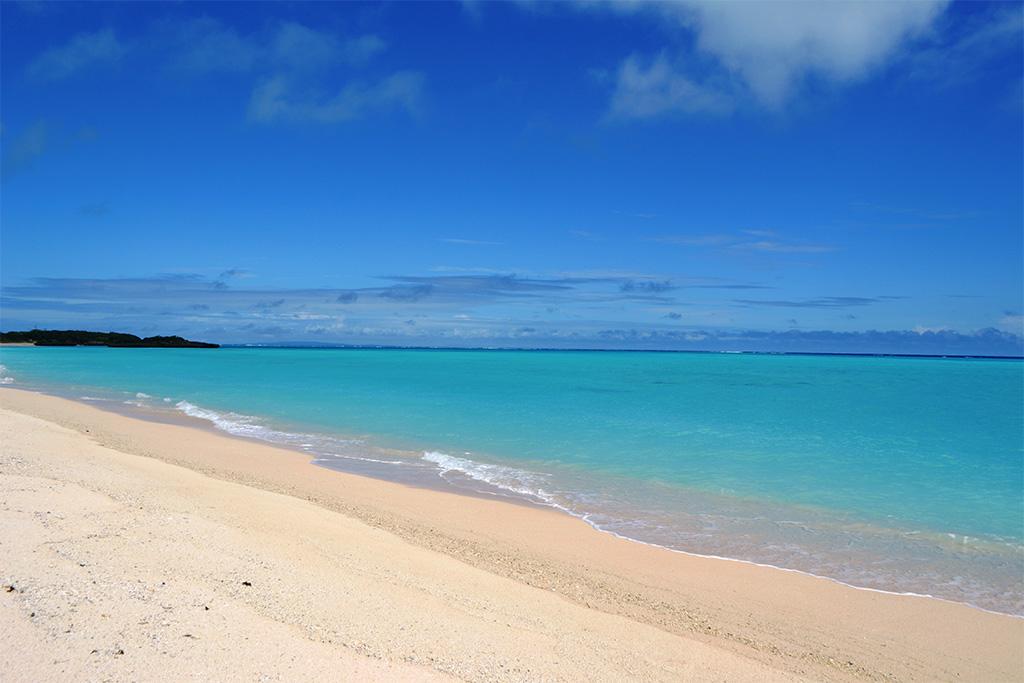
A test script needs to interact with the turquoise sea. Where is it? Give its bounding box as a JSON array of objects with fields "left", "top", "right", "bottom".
[{"left": 1, "top": 346, "right": 1021, "bottom": 614}]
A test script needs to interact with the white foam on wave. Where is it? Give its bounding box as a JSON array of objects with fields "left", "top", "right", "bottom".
[
  {"left": 0, "top": 364, "right": 14, "bottom": 385},
  {"left": 420, "top": 450, "right": 676, "bottom": 543},
  {"left": 422, "top": 450, "right": 568, "bottom": 510},
  {"left": 172, "top": 400, "right": 407, "bottom": 465},
  {"left": 175, "top": 400, "right": 283, "bottom": 439},
  {"left": 312, "top": 453, "right": 411, "bottom": 466},
  {"left": 121, "top": 391, "right": 153, "bottom": 407}
]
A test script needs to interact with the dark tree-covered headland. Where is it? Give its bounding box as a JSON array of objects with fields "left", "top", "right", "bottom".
[{"left": 0, "top": 330, "right": 219, "bottom": 348}]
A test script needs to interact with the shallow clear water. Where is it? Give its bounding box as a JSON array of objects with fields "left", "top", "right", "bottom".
[{"left": 2, "top": 347, "right": 1021, "bottom": 614}]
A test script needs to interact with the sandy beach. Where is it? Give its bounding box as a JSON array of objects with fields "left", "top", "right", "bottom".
[{"left": 0, "top": 388, "right": 1020, "bottom": 681}]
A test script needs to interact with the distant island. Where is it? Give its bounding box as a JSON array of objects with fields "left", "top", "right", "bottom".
[{"left": 0, "top": 329, "right": 219, "bottom": 348}]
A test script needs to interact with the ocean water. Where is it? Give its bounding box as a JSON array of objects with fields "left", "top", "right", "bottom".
[{"left": 1, "top": 347, "right": 1021, "bottom": 614}]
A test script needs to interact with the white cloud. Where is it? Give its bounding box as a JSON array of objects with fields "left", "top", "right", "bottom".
[
  {"left": 998, "top": 314, "right": 1024, "bottom": 334},
  {"left": 248, "top": 71, "right": 424, "bottom": 124},
  {"left": 609, "top": 52, "right": 732, "bottom": 118},
  {"left": 678, "top": 0, "right": 947, "bottom": 106},
  {"left": 27, "top": 28, "right": 126, "bottom": 81},
  {"left": 601, "top": 0, "right": 949, "bottom": 115}
]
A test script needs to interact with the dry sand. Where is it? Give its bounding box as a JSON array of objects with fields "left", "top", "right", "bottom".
[{"left": 0, "top": 388, "right": 1021, "bottom": 681}]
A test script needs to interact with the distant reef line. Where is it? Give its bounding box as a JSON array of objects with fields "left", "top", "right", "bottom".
[{"left": 0, "top": 329, "right": 219, "bottom": 348}]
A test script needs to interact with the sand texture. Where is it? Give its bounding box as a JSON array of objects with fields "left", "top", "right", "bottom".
[{"left": 1, "top": 388, "right": 1021, "bottom": 681}]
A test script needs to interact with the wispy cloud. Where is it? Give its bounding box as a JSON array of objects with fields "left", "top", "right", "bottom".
[
  {"left": 439, "top": 238, "right": 505, "bottom": 246},
  {"left": 620, "top": 279, "right": 675, "bottom": 293},
  {"left": 252, "top": 299, "right": 286, "bottom": 311},
  {"left": 161, "top": 18, "right": 423, "bottom": 125},
  {"left": 608, "top": 51, "right": 732, "bottom": 119},
  {"left": 1, "top": 120, "right": 97, "bottom": 181},
  {"left": 77, "top": 202, "right": 111, "bottom": 217},
  {"left": 162, "top": 17, "right": 259, "bottom": 74},
  {"left": 905, "top": 4, "right": 1024, "bottom": 87},
  {"left": 336, "top": 291, "right": 359, "bottom": 304},
  {"left": 339, "top": 34, "right": 388, "bottom": 65},
  {"left": 1, "top": 120, "right": 49, "bottom": 178},
  {"left": 272, "top": 21, "right": 381, "bottom": 69},
  {"left": 386, "top": 274, "right": 573, "bottom": 298},
  {"left": 569, "top": 229, "right": 604, "bottom": 241},
  {"left": 162, "top": 18, "right": 386, "bottom": 75},
  {"left": 248, "top": 71, "right": 424, "bottom": 124},
  {"left": 218, "top": 268, "right": 252, "bottom": 280},
  {"left": 27, "top": 27, "right": 126, "bottom": 81},
  {"left": 612, "top": 210, "right": 657, "bottom": 220},
  {"left": 735, "top": 297, "right": 882, "bottom": 309},
  {"left": 734, "top": 240, "right": 836, "bottom": 254},
  {"left": 846, "top": 201, "right": 982, "bottom": 230},
  {"left": 687, "top": 283, "right": 772, "bottom": 291},
  {"left": 25, "top": 18, "right": 418, "bottom": 127},
  {"left": 0, "top": 271, "right": 738, "bottom": 320},
  {"left": 379, "top": 283, "right": 434, "bottom": 302},
  {"left": 651, "top": 234, "right": 734, "bottom": 247},
  {"left": 650, "top": 232, "right": 836, "bottom": 254},
  {"left": 2, "top": 273, "right": 1018, "bottom": 354}
]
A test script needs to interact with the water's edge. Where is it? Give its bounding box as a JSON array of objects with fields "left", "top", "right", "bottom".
[{"left": 1, "top": 377, "right": 1020, "bottom": 620}]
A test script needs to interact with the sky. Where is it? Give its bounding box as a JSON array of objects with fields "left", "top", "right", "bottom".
[{"left": 1, "top": 0, "right": 1022, "bottom": 354}]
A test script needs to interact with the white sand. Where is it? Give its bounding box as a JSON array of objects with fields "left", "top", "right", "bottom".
[{"left": 1, "top": 389, "right": 1021, "bottom": 681}]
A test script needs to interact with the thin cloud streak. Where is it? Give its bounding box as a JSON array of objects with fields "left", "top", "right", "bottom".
[
  {"left": 650, "top": 233, "right": 837, "bottom": 254},
  {"left": 735, "top": 297, "right": 881, "bottom": 309},
  {"left": 439, "top": 238, "right": 505, "bottom": 246}
]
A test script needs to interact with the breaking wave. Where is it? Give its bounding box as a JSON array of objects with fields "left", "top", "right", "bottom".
[
  {"left": 422, "top": 450, "right": 567, "bottom": 508},
  {"left": 173, "top": 400, "right": 405, "bottom": 466}
]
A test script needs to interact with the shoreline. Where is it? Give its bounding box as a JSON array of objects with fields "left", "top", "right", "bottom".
[
  {"left": 73, "top": 390, "right": 546, "bottom": 507},
  {"left": 5, "top": 382, "right": 1024, "bottom": 619},
  {"left": 1, "top": 387, "right": 1022, "bottom": 680}
]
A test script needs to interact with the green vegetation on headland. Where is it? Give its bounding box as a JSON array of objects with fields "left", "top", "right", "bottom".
[{"left": 0, "top": 329, "right": 219, "bottom": 348}]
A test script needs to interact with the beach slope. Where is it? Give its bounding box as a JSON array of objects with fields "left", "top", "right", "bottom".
[{"left": 0, "top": 389, "right": 1020, "bottom": 681}]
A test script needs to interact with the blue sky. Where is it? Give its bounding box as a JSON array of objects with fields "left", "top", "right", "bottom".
[{"left": 1, "top": 1, "right": 1022, "bottom": 354}]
